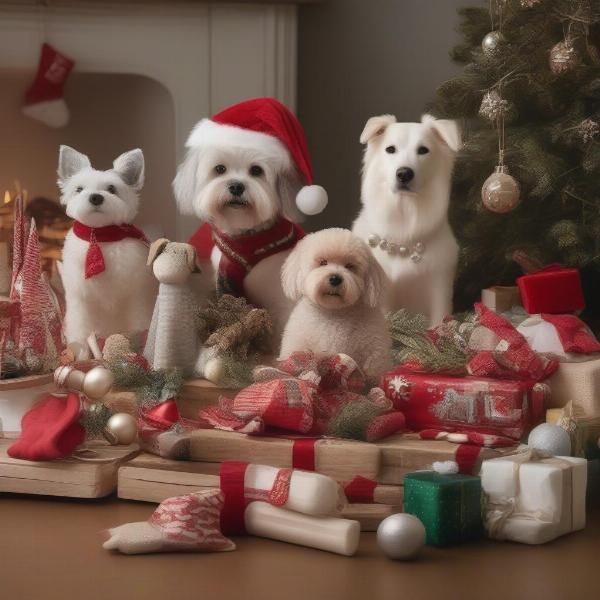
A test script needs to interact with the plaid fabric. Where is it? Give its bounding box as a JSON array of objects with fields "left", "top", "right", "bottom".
[{"left": 199, "top": 352, "right": 405, "bottom": 441}]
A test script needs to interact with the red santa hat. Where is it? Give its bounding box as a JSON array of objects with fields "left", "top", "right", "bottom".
[{"left": 185, "top": 97, "right": 328, "bottom": 216}]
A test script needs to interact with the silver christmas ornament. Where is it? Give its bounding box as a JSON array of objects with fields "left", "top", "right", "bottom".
[
  {"left": 377, "top": 513, "right": 426, "bottom": 560},
  {"left": 578, "top": 118, "right": 600, "bottom": 143},
  {"left": 481, "top": 165, "right": 521, "bottom": 213},
  {"left": 528, "top": 423, "right": 571, "bottom": 456},
  {"left": 482, "top": 31, "right": 505, "bottom": 56},
  {"left": 82, "top": 366, "right": 115, "bottom": 401},
  {"left": 367, "top": 234, "right": 380, "bottom": 248},
  {"left": 479, "top": 90, "right": 509, "bottom": 122},
  {"left": 104, "top": 412, "right": 138, "bottom": 445},
  {"left": 549, "top": 39, "right": 580, "bottom": 75}
]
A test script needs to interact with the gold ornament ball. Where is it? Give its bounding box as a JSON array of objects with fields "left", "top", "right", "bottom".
[
  {"left": 549, "top": 40, "right": 580, "bottom": 75},
  {"left": 481, "top": 166, "right": 521, "bottom": 213},
  {"left": 482, "top": 31, "right": 505, "bottom": 56},
  {"left": 82, "top": 366, "right": 115, "bottom": 401},
  {"left": 104, "top": 413, "right": 138, "bottom": 445}
]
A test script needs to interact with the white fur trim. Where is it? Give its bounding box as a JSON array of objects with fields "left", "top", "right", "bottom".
[
  {"left": 22, "top": 98, "right": 69, "bottom": 128},
  {"left": 432, "top": 460, "right": 460, "bottom": 475},
  {"left": 185, "top": 119, "right": 292, "bottom": 167},
  {"left": 296, "top": 185, "right": 328, "bottom": 215}
]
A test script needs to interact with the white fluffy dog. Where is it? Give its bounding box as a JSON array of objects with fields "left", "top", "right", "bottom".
[
  {"left": 58, "top": 146, "right": 157, "bottom": 354},
  {"left": 352, "top": 114, "right": 461, "bottom": 326},
  {"left": 173, "top": 128, "right": 306, "bottom": 340},
  {"left": 280, "top": 228, "right": 391, "bottom": 379}
]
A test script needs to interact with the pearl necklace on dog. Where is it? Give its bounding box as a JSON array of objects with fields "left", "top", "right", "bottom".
[{"left": 367, "top": 234, "right": 425, "bottom": 263}]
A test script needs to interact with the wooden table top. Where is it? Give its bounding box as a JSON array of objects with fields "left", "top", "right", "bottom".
[{"left": 1, "top": 494, "right": 598, "bottom": 600}]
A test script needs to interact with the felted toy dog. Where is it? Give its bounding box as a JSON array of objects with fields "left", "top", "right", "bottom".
[
  {"left": 57, "top": 146, "right": 157, "bottom": 354},
  {"left": 174, "top": 97, "right": 328, "bottom": 344},
  {"left": 352, "top": 114, "right": 461, "bottom": 326},
  {"left": 279, "top": 228, "right": 391, "bottom": 380}
]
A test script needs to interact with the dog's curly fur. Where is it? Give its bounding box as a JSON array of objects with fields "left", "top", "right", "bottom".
[{"left": 279, "top": 228, "right": 391, "bottom": 379}]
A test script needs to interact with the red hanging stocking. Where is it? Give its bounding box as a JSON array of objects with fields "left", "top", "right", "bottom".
[{"left": 22, "top": 43, "right": 75, "bottom": 128}]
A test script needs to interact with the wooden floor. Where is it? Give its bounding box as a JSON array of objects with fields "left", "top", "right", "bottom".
[{"left": 1, "top": 494, "right": 598, "bottom": 600}]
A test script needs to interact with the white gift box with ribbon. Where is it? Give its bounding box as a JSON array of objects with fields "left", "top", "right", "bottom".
[{"left": 481, "top": 450, "right": 587, "bottom": 544}]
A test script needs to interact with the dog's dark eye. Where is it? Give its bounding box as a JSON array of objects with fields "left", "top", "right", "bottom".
[
  {"left": 344, "top": 263, "right": 356, "bottom": 272},
  {"left": 385, "top": 146, "right": 396, "bottom": 154},
  {"left": 107, "top": 185, "right": 116, "bottom": 194},
  {"left": 249, "top": 165, "right": 264, "bottom": 177},
  {"left": 76, "top": 186, "right": 83, "bottom": 193},
  {"left": 319, "top": 259, "right": 328, "bottom": 266},
  {"left": 215, "top": 164, "right": 227, "bottom": 175},
  {"left": 417, "top": 146, "right": 430, "bottom": 155}
]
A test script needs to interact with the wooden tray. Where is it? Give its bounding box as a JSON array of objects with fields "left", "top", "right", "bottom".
[{"left": 0, "top": 440, "right": 139, "bottom": 498}]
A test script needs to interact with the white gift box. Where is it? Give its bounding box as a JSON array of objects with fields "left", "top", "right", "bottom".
[
  {"left": 0, "top": 375, "right": 55, "bottom": 438},
  {"left": 481, "top": 451, "right": 587, "bottom": 545}
]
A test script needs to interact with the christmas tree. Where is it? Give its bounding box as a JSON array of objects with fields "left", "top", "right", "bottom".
[{"left": 433, "top": 0, "right": 600, "bottom": 329}]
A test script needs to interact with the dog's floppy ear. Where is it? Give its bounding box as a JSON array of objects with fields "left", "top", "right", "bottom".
[
  {"left": 360, "top": 115, "right": 396, "bottom": 145},
  {"left": 281, "top": 240, "right": 307, "bottom": 301},
  {"left": 184, "top": 244, "right": 202, "bottom": 273},
  {"left": 277, "top": 167, "right": 305, "bottom": 224},
  {"left": 364, "top": 249, "right": 388, "bottom": 308},
  {"left": 421, "top": 114, "right": 461, "bottom": 153},
  {"left": 113, "top": 148, "right": 145, "bottom": 190},
  {"left": 173, "top": 149, "right": 200, "bottom": 216},
  {"left": 147, "top": 238, "right": 170, "bottom": 266},
  {"left": 57, "top": 145, "right": 91, "bottom": 188}
]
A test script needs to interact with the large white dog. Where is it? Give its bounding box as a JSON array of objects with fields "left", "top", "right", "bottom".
[
  {"left": 352, "top": 114, "right": 461, "bottom": 325},
  {"left": 58, "top": 146, "right": 157, "bottom": 354}
]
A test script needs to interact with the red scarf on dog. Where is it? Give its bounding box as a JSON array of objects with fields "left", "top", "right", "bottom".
[
  {"left": 73, "top": 221, "right": 149, "bottom": 279},
  {"left": 189, "top": 218, "right": 304, "bottom": 297}
]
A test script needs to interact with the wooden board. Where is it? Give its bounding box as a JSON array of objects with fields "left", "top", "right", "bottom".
[
  {"left": 0, "top": 440, "right": 139, "bottom": 498},
  {"left": 341, "top": 504, "right": 403, "bottom": 532}
]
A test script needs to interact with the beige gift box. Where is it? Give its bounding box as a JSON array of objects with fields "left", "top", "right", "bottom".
[
  {"left": 546, "top": 357, "right": 600, "bottom": 414},
  {"left": 481, "top": 451, "right": 587, "bottom": 544}
]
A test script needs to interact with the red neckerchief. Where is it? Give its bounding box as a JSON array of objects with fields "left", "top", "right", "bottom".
[
  {"left": 211, "top": 217, "right": 304, "bottom": 297},
  {"left": 73, "top": 221, "right": 149, "bottom": 279}
]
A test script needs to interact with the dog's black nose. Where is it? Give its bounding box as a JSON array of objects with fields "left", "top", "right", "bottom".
[
  {"left": 396, "top": 167, "right": 415, "bottom": 184},
  {"left": 89, "top": 193, "right": 104, "bottom": 206},
  {"left": 228, "top": 182, "right": 245, "bottom": 197},
  {"left": 329, "top": 274, "right": 343, "bottom": 287}
]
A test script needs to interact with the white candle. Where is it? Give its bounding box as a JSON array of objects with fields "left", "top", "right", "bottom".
[
  {"left": 244, "top": 501, "right": 360, "bottom": 556},
  {"left": 244, "top": 464, "right": 341, "bottom": 517}
]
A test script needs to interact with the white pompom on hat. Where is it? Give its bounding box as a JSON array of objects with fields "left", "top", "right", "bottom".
[{"left": 185, "top": 97, "right": 328, "bottom": 216}]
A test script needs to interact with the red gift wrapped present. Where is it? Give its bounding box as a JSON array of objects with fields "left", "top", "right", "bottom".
[
  {"left": 382, "top": 369, "right": 549, "bottom": 441},
  {"left": 517, "top": 264, "right": 584, "bottom": 314}
]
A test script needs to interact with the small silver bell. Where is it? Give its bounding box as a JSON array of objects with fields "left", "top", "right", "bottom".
[
  {"left": 379, "top": 239, "right": 389, "bottom": 251},
  {"left": 387, "top": 242, "right": 398, "bottom": 255},
  {"left": 398, "top": 246, "right": 409, "bottom": 257},
  {"left": 368, "top": 234, "right": 381, "bottom": 248}
]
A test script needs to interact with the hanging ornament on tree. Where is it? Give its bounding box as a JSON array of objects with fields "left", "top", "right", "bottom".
[
  {"left": 549, "top": 38, "right": 581, "bottom": 75},
  {"left": 479, "top": 90, "right": 508, "bottom": 121},
  {"left": 482, "top": 165, "right": 521, "bottom": 213},
  {"left": 577, "top": 118, "right": 600, "bottom": 143},
  {"left": 22, "top": 43, "right": 75, "bottom": 128},
  {"left": 482, "top": 31, "right": 506, "bottom": 56}
]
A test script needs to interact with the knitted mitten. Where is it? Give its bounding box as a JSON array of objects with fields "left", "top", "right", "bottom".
[{"left": 103, "top": 490, "right": 235, "bottom": 554}]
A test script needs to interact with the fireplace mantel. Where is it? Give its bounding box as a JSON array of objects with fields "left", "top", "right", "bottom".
[{"left": 0, "top": 1, "right": 299, "bottom": 239}]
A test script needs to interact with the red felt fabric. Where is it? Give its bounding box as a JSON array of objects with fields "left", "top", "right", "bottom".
[
  {"left": 344, "top": 476, "right": 377, "bottom": 503},
  {"left": 292, "top": 438, "right": 318, "bottom": 471},
  {"left": 144, "top": 399, "right": 180, "bottom": 430},
  {"left": 517, "top": 264, "right": 585, "bottom": 314},
  {"left": 8, "top": 393, "right": 84, "bottom": 461},
  {"left": 455, "top": 444, "right": 482, "bottom": 474},
  {"left": 73, "top": 221, "right": 148, "bottom": 279},
  {"left": 219, "top": 461, "right": 250, "bottom": 535},
  {"left": 188, "top": 223, "right": 215, "bottom": 260},
  {"left": 24, "top": 43, "right": 75, "bottom": 106},
  {"left": 541, "top": 313, "right": 600, "bottom": 353},
  {"left": 212, "top": 97, "right": 315, "bottom": 186}
]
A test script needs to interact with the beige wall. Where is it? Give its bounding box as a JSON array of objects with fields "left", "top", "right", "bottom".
[
  {"left": 0, "top": 71, "right": 176, "bottom": 238},
  {"left": 297, "top": 0, "right": 481, "bottom": 231}
]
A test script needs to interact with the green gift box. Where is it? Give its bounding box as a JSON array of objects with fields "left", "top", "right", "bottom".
[{"left": 403, "top": 471, "right": 484, "bottom": 546}]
